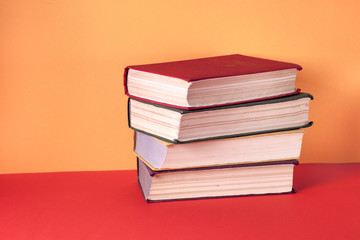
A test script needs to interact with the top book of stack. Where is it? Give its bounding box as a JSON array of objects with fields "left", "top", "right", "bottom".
[{"left": 124, "top": 54, "right": 302, "bottom": 110}]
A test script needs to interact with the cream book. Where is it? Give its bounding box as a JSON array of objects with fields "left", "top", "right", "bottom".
[{"left": 134, "top": 129, "right": 305, "bottom": 171}]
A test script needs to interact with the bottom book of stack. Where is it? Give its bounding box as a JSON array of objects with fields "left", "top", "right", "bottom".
[{"left": 137, "top": 157, "right": 298, "bottom": 202}]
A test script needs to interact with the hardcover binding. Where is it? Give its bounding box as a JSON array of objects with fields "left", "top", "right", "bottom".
[
  {"left": 136, "top": 158, "right": 297, "bottom": 203},
  {"left": 128, "top": 92, "right": 314, "bottom": 143},
  {"left": 124, "top": 54, "right": 303, "bottom": 110},
  {"left": 124, "top": 54, "right": 302, "bottom": 82}
]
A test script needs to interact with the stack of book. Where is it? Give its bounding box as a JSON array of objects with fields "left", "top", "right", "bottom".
[{"left": 123, "top": 54, "right": 313, "bottom": 202}]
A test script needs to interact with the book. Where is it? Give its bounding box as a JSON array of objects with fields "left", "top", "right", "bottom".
[
  {"left": 128, "top": 92, "right": 313, "bottom": 143},
  {"left": 135, "top": 129, "right": 305, "bottom": 170},
  {"left": 137, "top": 157, "right": 298, "bottom": 202},
  {"left": 124, "top": 54, "right": 302, "bottom": 109}
]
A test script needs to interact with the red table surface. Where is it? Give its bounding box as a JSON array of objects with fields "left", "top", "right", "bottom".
[{"left": 1, "top": 163, "right": 360, "bottom": 240}]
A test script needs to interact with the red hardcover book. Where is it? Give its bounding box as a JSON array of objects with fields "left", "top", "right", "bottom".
[{"left": 124, "top": 54, "right": 302, "bottom": 110}]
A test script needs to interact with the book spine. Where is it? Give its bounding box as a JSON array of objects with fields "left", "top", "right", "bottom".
[{"left": 123, "top": 66, "right": 130, "bottom": 95}]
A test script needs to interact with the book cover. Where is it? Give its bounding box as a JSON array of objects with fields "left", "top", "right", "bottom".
[
  {"left": 124, "top": 54, "right": 302, "bottom": 110},
  {"left": 137, "top": 157, "right": 298, "bottom": 203},
  {"left": 128, "top": 93, "right": 313, "bottom": 143},
  {"left": 134, "top": 129, "right": 305, "bottom": 171}
]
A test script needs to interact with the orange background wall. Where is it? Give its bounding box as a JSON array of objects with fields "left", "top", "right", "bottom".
[{"left": 1, "top": 0, "right": 359, "bottom": 174}]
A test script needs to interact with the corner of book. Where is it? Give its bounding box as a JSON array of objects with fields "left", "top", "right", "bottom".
[{"left": 137, "top": 158, "right": 154, "bottom": 202}]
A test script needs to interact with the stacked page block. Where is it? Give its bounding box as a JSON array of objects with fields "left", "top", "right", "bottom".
[{"left": 123, "top": 54, "right": 312, "bottom": 202}]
